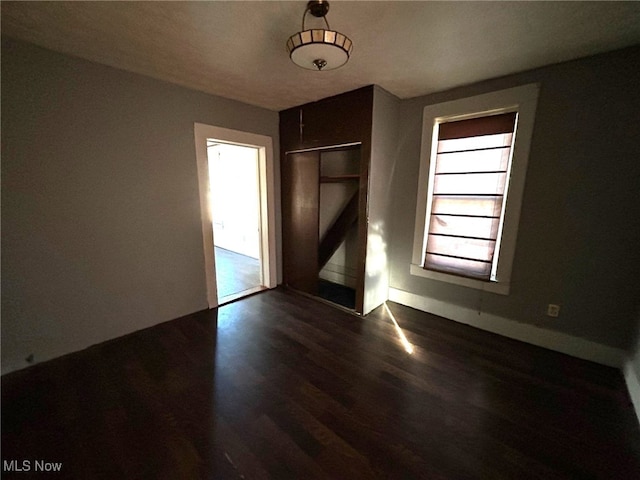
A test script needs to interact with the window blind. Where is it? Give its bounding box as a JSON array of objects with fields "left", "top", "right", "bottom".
[{"left": 424, "top": 112, "right": 516, "bottom": 280}]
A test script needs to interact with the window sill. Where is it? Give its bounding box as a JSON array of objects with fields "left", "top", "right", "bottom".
[{"left": 409, "top": 264, "right": 510, "bottom": 295}]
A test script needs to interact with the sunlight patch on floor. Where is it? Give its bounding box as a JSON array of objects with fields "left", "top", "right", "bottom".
[{"left": 383, "top": 302, "right": 414, "bottom": 355}]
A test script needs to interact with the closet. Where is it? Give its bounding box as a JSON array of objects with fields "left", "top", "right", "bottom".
[
  {"left": 283, "top": 145, "right": 362, "bottom": 310},
  {"left": 280, "top": 85, "right": 399, "bottom": 315}
]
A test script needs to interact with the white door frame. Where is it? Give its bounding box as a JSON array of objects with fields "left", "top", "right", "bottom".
[{"left": 194, "top": 123, "right": 277, "bottom": 308}]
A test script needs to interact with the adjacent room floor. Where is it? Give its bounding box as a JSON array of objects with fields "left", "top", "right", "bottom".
[
  {"left": 214, "top": 246, "right": 261, "bottom": 299},
  {"left": 2, "top": 288, "right": 639, "bottom": 479}
]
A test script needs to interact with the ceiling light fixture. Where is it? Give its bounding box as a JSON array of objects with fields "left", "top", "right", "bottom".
[{"left": 286, "top": 0, "right": 352, "bottom": 71}]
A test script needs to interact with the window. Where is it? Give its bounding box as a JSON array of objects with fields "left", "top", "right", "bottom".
[
  {"left": 411, "top": 84, "right": 539, "bottom": 295},
  {"left": 425, "top": 112, "right": 516, "bottom": 280}
]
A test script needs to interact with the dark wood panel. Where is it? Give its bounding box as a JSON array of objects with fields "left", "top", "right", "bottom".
[
  {"left": 3, "top": 288, "right": 640, "bottom": 479},
  {"left": 279, "top": 86, "right": 374, "bottom": 153},
  {"left": 300, "top": 87, "right": 373, "bottom": 148},
  {"left": 282, "top": 151, "right": 319, "bottom": 295}
]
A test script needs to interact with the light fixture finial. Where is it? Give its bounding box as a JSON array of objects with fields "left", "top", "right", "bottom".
[{"left": 313, "top": 59, "right": 327, "bottom": 71}]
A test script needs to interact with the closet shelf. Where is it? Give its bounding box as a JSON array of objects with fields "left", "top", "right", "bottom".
[{"left": 320, "top": 175, "right": 360, "bottom": 183}]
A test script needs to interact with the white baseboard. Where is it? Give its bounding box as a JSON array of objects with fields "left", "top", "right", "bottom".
[
  {"left": 623, "top": 361, "right": 640, "bottom": 425},
  {"left": 388, "top": 288, "right": 626, "bottom": 368}
]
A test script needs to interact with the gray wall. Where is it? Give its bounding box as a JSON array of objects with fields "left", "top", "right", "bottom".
[
  {"left": 388, "top": 46, "right": 640, "bottom": 350},
  {"left": 1, "top": 37, "right": 280, "bottom": 373},
  {"left": 365, "top": 86, "right": 401, "bottom": 313}
]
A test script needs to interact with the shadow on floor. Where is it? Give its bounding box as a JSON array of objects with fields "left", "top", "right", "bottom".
[{"left": 317, "top": 279, "right": 356, "bottom": 310}]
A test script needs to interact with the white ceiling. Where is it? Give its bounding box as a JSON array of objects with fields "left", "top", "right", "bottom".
[{"left": 3, "top": 1, "right": 640, "bottom": 111}]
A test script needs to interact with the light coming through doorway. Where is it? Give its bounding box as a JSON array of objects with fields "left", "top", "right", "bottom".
[{"left": 207, "top": 141, "right": 263, "bottom": 303}]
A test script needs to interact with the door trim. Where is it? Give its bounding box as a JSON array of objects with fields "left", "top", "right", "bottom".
[{"left": 194, "top": 123, "right": 277, "bottom": 308}]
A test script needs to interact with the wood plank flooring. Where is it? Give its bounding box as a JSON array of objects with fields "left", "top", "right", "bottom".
[
  {"left": 214, "top": 246, "right": 261, "bottom": 299},
  {"left": 2, "top": 288, "right": 639, "bottom": 479}
]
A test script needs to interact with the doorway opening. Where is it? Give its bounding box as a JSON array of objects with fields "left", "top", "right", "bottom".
[
  {"left": 207, "top": 142, "right": 262, "bottom": 303},
  {"left": 194, "top": 124, "right": 277, "bottom": 309}
]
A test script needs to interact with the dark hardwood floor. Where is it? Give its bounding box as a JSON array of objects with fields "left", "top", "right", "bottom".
[{"left": 2, "top": 288, "right": 639, "bottom": 479}]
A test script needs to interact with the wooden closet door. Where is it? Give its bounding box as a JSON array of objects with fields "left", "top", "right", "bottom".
[{"left": 282, "top": 151, "right": 319, "bottom": 295}]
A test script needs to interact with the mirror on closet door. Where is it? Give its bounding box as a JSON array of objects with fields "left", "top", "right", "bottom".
[{"left": 317, "top": 147, "right": 361, "bottom": 310}]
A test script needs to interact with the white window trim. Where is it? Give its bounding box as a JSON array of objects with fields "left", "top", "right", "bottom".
[{"left": 411, "top": 84, "right": 539, "bottom": 295}]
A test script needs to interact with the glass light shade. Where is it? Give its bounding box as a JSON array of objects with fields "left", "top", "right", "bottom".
[{"left": 287, "top": 29, "right": 352, "bottom": 71}]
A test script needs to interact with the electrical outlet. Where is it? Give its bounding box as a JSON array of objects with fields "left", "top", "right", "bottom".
[{"left": 547, "top": 304, "right": 560, "bottom": 318}]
